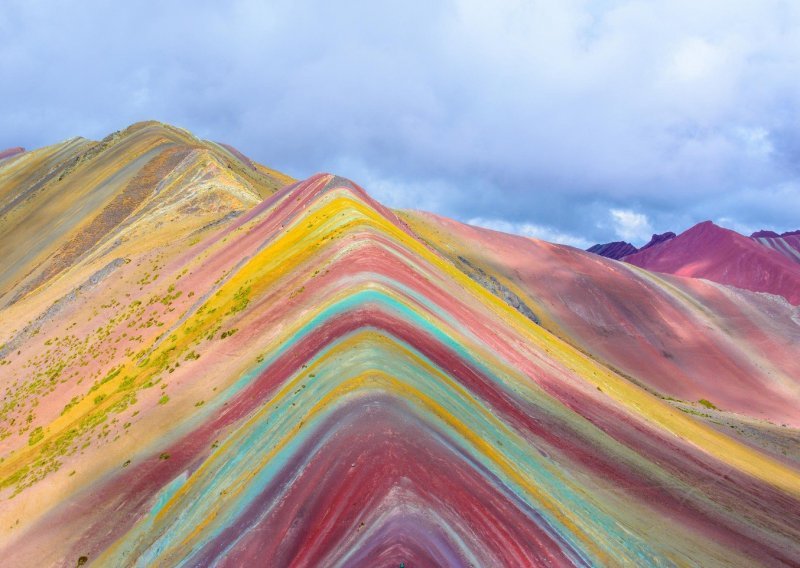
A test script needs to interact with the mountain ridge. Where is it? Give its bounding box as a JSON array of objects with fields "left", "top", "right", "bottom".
[
  {"left": 587, "top": 220, "right": 800, "bottom": 305},
  {"left": 1, "top": 122, "right": 799, "bottom": 567}
]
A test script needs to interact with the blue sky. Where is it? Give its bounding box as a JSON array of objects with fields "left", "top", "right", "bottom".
[{"left": 2, "top": 0, "right": 799, "bottom": 247}]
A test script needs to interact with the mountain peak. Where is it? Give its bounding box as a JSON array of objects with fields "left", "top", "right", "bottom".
[
  {"left": 687, "top": 219, "right": 724, "bottom": 232},
  {"left": 625, "top": 218, "right": 800, "bottom": 304},
  {"left": 587, "top": 231, "right": 676, "bottom": 261},
  {"left": 586, "top": 240, "right": 637, "bottom": 259},
  {"left": 639, "top": 231, "right": 676, "bottom": 252}
]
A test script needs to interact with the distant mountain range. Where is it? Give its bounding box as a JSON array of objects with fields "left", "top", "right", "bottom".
[
  {"left": 0, "top": 147, "right": 25, "bottom": 162},
  {"left": 588, "top": 222, "right": 800, "bottom": 305},
  {"left": 1, "top": 123, "right": 798, "bottom": 566}
]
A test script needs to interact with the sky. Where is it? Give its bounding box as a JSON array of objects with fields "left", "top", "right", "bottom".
[{"left": 2, "top": 0, "right": 800, "bottom": 248}]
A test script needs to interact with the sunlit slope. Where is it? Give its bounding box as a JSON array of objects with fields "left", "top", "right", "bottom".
[
  {"left": 624, "top": 221, "right": 800, "bottom": 305},
  {"left": 0, "top": 169, "right": 798, "bottom": 566},
  {"left": 403, "top": 211, "right": 800, "bottom": 424},
  {"left": 0, "top": 121, "right": 291, "bottom": 308}
]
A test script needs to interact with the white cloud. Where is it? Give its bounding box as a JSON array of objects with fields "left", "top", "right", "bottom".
[
  {"left": 467, "top": 217, "right": 591, "bottom": 249},
  {"left": 665, "top": 37, "right": 723, "bottom": 83},
  {"left": 734, "top": 127, "right": 774, "bottom": 158},
  {"left": 610, "top": 209, "right": 653, "bottom": 243}
]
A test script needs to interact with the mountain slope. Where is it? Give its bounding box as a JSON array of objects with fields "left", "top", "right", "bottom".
[
  {"left": 752, "top": 230, "right": 800, "bottom": 265},
  {"left": 402, "top": 211, "right": 800, "bottom": 449},
  {"left": 623, "top": 221, "right": 800, "bottom": 305},
  {"left": 0, "top": 148, "right": 25, "bottom": 162},
  {"left": 0, "top": 125, "right": 798, "bottom": 567},
  {"left": 0, "top": 121, "right": 291, "bottom": 308},
  {"left": 587, "top": 223, "right": 800, "bottom": 306}
]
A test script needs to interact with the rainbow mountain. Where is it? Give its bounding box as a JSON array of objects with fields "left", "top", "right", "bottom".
[{"left": 0, "top": 122, "right": 798, "bottom": 567}]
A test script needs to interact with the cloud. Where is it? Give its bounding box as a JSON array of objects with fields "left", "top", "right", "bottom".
[
  {"left": 1, "top": 0, "right": 799, "bottom": 244},
  {"left": 467, "top": 218, "right": 591, "bottom": 249},
  {"left": 610, "top": 209, "right": 653, "bottom": 244}
]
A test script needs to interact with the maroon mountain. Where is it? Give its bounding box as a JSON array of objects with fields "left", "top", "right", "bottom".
[{"left": 624, "top": 221, "right": 800, "bottom": 305}]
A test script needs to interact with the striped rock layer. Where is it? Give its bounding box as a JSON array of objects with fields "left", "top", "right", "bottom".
[
  {"left": 752, "top": 231, "right": 800, "bottom": 265},
  {"left": 0, "top": 124, "right": 799, "bottom": 567}
]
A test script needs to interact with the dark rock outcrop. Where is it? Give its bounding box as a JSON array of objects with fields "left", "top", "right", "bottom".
[
  {"left": 751, "top": 230, "right": 781, "bottom": 238},
  {"left": 456, "top": 256, "right": 540, "bottom": 325},
  {"left": 639, "top": 232, "right": 676, "bottom": 252},
  {"left": 586, "top": 241, "right": 637, "bottom": 260}
]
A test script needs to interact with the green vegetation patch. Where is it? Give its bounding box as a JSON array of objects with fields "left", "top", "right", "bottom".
[
  {"left": 228, "top": 285, "right": 251, "bottom": 315},
  {"left": 28, "top": 427, "right": 44, "bottom": 446}
]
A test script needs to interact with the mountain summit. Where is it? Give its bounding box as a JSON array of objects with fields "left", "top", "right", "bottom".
[
  {"left": 589, "top": 221, "right": 800, "bottom": 305},
  {"left": 0, "top": 123, "right": 798, "bottom": 567}
]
